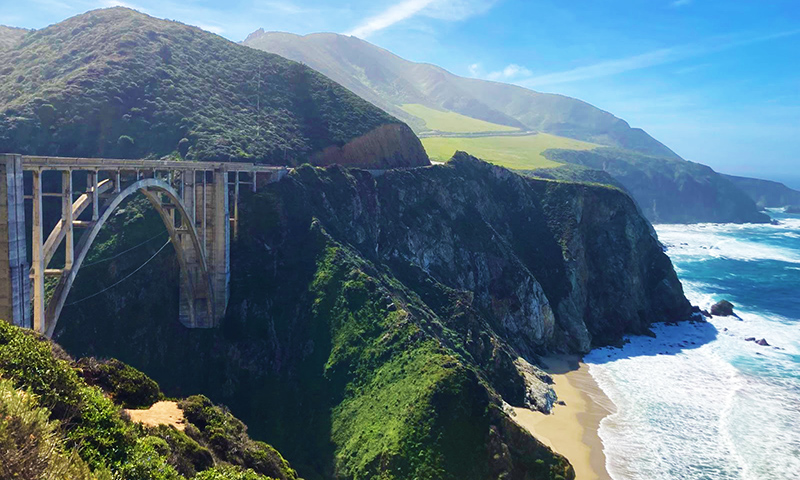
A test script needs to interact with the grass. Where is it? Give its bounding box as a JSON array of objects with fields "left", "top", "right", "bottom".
[
  {"left": 399, "top": 103, "right": 518, "bottom": 133},
  {"left": 421, "top": 133, "right": 599, "bottom": 169}
]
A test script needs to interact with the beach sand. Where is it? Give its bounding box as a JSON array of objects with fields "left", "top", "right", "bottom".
[{"left": 510, "top": 355, "right": 615, "bottom": 480}]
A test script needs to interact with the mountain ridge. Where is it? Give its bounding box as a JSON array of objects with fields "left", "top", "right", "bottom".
[
  {"left": 722, "top": 174, "right": 800, "bottom": 209},
  {"left": 243, "top": 30, "right": 678, "bottom": 159}
]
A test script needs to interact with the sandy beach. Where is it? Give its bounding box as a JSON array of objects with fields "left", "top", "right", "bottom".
[{"left": 511, "top": 355, "right": 615, "bottom": 480}]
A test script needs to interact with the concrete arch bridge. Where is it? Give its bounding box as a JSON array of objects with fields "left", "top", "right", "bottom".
[{"left": 0, "top": 154, "right": 287, "bottom": 337}]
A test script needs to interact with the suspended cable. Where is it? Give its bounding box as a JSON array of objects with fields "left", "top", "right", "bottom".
[
  {"left": 82, "top": 231, "right": 168, "bottom": 267},
  {"left": 66, "top": 239, "right": 172, "bottom": 306}
]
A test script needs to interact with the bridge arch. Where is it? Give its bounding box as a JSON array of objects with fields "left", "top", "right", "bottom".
[{"left": 42, "top": 178, "right": 214, "bottom": 338}]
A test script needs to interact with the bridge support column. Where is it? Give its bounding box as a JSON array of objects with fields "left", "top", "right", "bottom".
[
  {"left": 0, "top": 154, "right": 30, "bottom": 328},
  {"left": 207, "top": 168, "right": 229, "bottom": 324},
  {"left": 178, "top": 170, "right": 213, "bottom": 328}
]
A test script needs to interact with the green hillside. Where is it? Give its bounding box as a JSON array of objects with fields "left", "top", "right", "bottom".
[
  {"left": 399, "top": 103, "right": 518, "bottom": 133},
  {"left": 243, "top": 30, "right": 678, "bottom": 158},
  {"left": 0, "top": 8, "right": 427, "bottom": 167},
  {"left": 0, "top": 321, "right": 297, "bottom": 480},
  {"left": 0, "top": 25, "right": 27, "bottom": 51},
  {"left": 422, "top": 133, "right": 599, "bottom": 169}
]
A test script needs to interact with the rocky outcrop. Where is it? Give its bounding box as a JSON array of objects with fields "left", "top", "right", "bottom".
[
  {"left": 310, "top": 123, "right": 430, "bottom": 169},
  {"left": 711, "top": 300, "right": 735, "bottom": 317},
  {"left": 279, "top": 152, "right": 692, "bottom": 353}
]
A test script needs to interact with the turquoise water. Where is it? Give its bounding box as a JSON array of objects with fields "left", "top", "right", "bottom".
[{"left": 585, "top": 209, "right": 800, "bottom": 480}]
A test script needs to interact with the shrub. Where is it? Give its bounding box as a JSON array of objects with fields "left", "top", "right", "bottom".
[
  {"left": 0, "top": 377, "right": 94, "bottom": 480},
  {"left": 0, "top": 322, "right": 136, "bottom": 469},
  {"left": 194, "top": 465, "right": 275, "bottom": 480},
  {"left": 75, "top": 358, "right": 162, "bottom": 408},
  {"left": 113, "top": 436, "right": 182, "bottom": 480}
]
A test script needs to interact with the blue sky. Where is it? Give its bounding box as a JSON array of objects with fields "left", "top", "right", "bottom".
[{"left": 2, "top": 0, "right": 799, "bottom": 185}]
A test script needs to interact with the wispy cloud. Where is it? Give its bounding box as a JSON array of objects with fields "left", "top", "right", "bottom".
[
  {"left": 346, "top": 0, "right": 437, "bottom": 38},
  {"left": 512, "top": 29, "right": 800, "bottom": 88},
  {"left": 487, "top": 63, "right": 532, "bottom": 80},
  {"left": 345, "top": 0, "right": 496, "bottom": 38}
]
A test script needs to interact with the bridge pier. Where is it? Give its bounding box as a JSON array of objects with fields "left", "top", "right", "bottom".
[{"left": 0, "top": 154, "right": 30, "bottom": 328}]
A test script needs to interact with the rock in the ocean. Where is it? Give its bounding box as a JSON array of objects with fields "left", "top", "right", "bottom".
[
  {"left": 745, "top": 337, "right": 756, "bottom": 342},
  {"left": 711, "top": 300, "right": 735, "bottom": 317},
  {"left": 756, "top": 338, "right": 770, "bottom": 346}
]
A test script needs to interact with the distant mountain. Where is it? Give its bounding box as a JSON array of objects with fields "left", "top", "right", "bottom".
[
  {"left": 243, "top": 30, "right": 678, "bottom": 158},
  {"left": 545, "top": 148, "right": 770, "bottom": 224},
  {"left": 0, "top": 25, "right": 27, "bottom": 51},
  {"left": 243, "top": 30, "right": 769, "bottom": 224},
  {"left": 722, "top": 174, "right": 800, "bottom": 209},
  {"left": 0, "top": 9, "right": 428, "bottom": 168}
]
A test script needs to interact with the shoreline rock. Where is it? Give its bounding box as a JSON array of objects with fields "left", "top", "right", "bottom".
[{"left": 711, "top": 300, "right": 735, "bottom": 317}]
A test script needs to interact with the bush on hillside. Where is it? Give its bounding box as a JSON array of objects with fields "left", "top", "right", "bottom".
[
  {"left": 0, "top": 377, "right": 95, "bottom": 480},
  {"left": 75, "top": 357, "right": 163, "bottom": 408},
  {"left": 179, "top": 395, "right": 297, "bottom": 480}
]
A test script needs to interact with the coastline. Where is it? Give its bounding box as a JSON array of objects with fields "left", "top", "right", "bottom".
[{"left": 511, "top": 355, "right": 615, "bottom": 480}]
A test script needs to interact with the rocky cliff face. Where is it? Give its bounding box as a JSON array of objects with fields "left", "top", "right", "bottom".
[
  {"left": 51, "top": 156, "right": 690, "bottom": 480},
  {"left": 311, "top": 123, "right": 429, "bottom": 168},
  {"left": 284, "top": 153, "right": 691, "bottom": 352}
]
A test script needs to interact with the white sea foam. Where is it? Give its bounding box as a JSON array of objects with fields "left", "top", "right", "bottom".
[
  {"left": 656, "top": 223, "right": 800, "bottom": 264},
  {"left": 588, "top": 218, "right": 800, "bottom": 480}
]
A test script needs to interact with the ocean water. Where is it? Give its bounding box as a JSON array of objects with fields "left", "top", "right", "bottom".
[{"left": 585, "top": 209, "right": 800, "bottom": 480}]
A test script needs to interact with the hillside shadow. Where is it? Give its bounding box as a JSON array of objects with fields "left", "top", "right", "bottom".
[{"left": 585, "top": 319, "right": 719, "bottom": 365}]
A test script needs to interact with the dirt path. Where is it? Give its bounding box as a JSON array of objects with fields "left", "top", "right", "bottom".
[{"left": 125, "top": 401, "right": 186, "bottom": 431}]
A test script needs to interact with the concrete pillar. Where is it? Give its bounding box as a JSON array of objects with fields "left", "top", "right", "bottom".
[
  {"left": 0, "top": 154, "right": 30, "bottom": 328},
  {"left": 209, "top": 168, "right": 229, "bottom": 323},
  {"left": 62, "top": 171, "right": 73, "bottom": 271},
  {"left": 88, "top": 171, "right": 99, "bottom": 221},
  {"left": 233, "top": 171, "right": 239, "bottom": 241},
  {"left": 31, "top": 170, "right": 44, "bottom": 333}
]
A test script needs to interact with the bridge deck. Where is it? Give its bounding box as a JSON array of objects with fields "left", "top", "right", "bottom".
[{"left": 21, "top": 156, "right": 287, "bottom": 173}]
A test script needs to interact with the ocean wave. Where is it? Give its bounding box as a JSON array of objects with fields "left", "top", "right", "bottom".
[
  {"left": 655, "top": 224, "right": 800, "bottom": 264},
  {"left": 587, "top": 319, "right": 800, "bottom": 480},
  {"left": 589, "top": 217, "right": 800, "bottom": 480}
]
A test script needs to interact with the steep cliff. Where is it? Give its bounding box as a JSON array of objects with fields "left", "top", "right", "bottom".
[{"left": 51, "top": 156, "right": 690, "bottom": 480}]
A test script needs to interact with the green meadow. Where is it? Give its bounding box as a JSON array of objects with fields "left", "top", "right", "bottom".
[
  {"left": 399, "top": 103, "right": 519, "bottom": 133},
  {"left": 421, "top": 133, "right": 600, "bottom": 170}
]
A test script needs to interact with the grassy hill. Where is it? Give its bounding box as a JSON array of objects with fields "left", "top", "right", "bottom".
[
  {"left": 399, "top": 103, "right": 519, "bottom": 134},
  {"left": 242, "top": 30, "right": 678, "bottom": 158},
  {"left": 422, "top": 133, "right": 598, "bottom": 169},
  {"left": 0, "top": 8, "right": 427, "bottom": 167}
]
